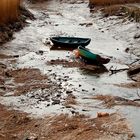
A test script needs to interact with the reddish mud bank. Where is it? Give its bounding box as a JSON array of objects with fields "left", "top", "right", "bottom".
[{"left": 0, "top": 104, "right": 134, "bottom": 140}]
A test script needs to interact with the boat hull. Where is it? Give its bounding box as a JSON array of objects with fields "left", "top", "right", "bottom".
[
  {"left": 78, "top": 46, "right": 97, "bottom": 60},
  {"left": 78, "top": 46, "right": 110, "bottom": 64},
  {"left": 50, "top": 37, "right": 91, "bottom": 48}
]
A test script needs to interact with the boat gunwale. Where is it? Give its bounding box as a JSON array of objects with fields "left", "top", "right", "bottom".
[{"left": 50, "top": 37, "right": 91, "bottom": 46}]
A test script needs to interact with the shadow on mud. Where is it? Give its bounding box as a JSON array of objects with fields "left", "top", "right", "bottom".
[
  {"left": 50, "top": 45, "right": 77, "bottom": 51},
  {"left": 79, "top": 65, "right": 108, "bottom": 75}
]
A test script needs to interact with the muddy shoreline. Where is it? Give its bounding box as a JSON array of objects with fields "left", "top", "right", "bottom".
[{"left": 0, "top": 0, "right": 140, "bottom": 139}]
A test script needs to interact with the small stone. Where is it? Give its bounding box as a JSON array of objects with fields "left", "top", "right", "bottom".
[
  {"left": 82, "top": 89, "right": 88, "bottom": 92},
  {"left": 66, "top": 90, "right": 72, "bottom": 94},
  {"left": 52, "top": 99, "right": 60, "bottom": 105},
  {"left": 71, "top": 110, "right": 76, "bottom": 114},
  {"left": 34, "top": 124, "right": 38, "bottom": 127},
  {"left": 57, "top": 94, "right": 61, "bottom": 97},
  {"left": 21, "top": 99, "right": 25, "bottom": 102},
  {"left": 134, "top": 33, "right": 140, "bottom": 39},
  {"left": 125, "top": 47, "right": 129, "bottom": 53},
  {"left": 82, "top": 109, "right": 88, "bottom": 111}
]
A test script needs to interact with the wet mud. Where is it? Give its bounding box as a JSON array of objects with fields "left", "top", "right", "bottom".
[
  {"left": 0, "top": 0, "right": 140, "bottom": 139},
  {"left": 0, "top": 104, "right": 134, "bottom": 140}
]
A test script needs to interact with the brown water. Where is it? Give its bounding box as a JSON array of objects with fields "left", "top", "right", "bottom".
[
  {"left": 0, "top": 0, "right": 140, "bottom": 139},
  {"left": 0, "top": 0, "right": 19, "bottom": 23}
]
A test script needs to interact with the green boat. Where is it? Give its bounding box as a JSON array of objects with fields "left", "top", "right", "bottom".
[{"left": 78, "top": 46, "right": 110, "bottom": 64}]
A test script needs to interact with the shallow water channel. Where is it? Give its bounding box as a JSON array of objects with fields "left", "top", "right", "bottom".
[{"left": 0, "top": 0, "right": 140, "bottom": 139}]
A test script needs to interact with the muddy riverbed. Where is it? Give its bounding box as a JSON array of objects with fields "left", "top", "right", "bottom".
[{"left": 0, "top": 0, "right": 140, "bottom": 139}]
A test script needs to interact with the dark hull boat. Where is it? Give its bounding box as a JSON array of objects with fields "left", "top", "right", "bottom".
[
  {"left": 78, "top": 46, "right": 110, "bottom": 64},
  {"left": 50, "top": 37, "right": 91, "bottom": 48}
]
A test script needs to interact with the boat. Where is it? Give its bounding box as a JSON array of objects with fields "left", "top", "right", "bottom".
[
  {"left": 78, "top": 46, "right": 110, "bottom": 64},
  {"left": 50, "top": 37, "right": 91, "bottom": 48}
]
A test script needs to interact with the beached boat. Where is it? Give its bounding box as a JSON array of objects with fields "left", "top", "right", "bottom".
[
  {"left": 50, "top": 37, "right": 91, "bottom": 48},
  {"left": 78, "top": 46, "right": 110, "bottom": 64}
]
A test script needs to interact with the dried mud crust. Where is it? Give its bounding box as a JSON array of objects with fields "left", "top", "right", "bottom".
[
  {"left": 0, "top": 104, "right": 134, "bottom": 140},
  {"left": 0, "top": 68, "right": 49, "bottom": 96}
]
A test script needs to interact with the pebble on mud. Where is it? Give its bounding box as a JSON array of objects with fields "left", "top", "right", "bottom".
[
  {"left": 52, "top": 99, "right": 60, "bottom": 105},
  {"left": 134, "top": 33, "right": 140, "bottom": 39},
  {"left": 92, "top": 88, "right": 95, "bottom": 90},
  {"left": 79, "top": 84, "right": 82, "bottom": 87},
  {"left": 66, "top": 90, "right": 73, "bottom": 94}
]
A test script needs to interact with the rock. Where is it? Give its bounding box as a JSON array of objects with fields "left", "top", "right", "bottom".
[
  {"left": 134, "top": 33, "right": 140, "bottom": 39},
  {"left": 36, "top": 50, "right": 44, "bottom": 55},
  {"left": 103, "top": 13, "right": 109, "bottom": 18},
  {"left": 79, "top": 22, "right": 93, "bottom": 27},
  {"left": 57, "top": 94, "right": 61, "bottom": 97},
  {"left": 86, "top": 23, "right": 93, "bottom": 27},
  {"left": 128, "top": 66, "right": 140, "bottom": 76},
  {"left": 82, "top": 109, "right": 89, "bottom": 111},
  {"left": 34, "top": 124, "right": 39, "bottom": 127},
  {"left": 66, "top": 90, "right": 72, "bottom": 94},
  {"left": 92, "top": 88, "right": 95, "bottom": 90},
  {"left": 71, "top": 110, "right": 76, "bottom": 114},
  {"left": 52, "top": 99, "right": 60, "bottom": 105},
  {"left": 125, "top": 47, "right": 129, "bottom": 53},
  {"left": 82, "top": 89, "right": 88, "bottom": 92}
]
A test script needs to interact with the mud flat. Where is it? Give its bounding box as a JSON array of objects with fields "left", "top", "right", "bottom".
[{"left": 0, "top": 0, "right": 140, "bottom": 139}]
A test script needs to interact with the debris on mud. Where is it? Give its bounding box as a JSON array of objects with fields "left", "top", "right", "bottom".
[
  {"left": 92, "top": 95, "right": 140, "bottom": 108},
  {"left": 47, "top": 59, "right": 108, "bottom": 73},
  {"left": 115, "top": 65, "right": 140, "bottom": 88},
  {"left": 64, "top": 93, "right": 77, "bottom": 108},
  {"left": 128, "top": 65, "right": 140, "bottom": 78},
  {"left": 97, "top": 112, "right": 109, "bottom": 117},
  {"left": 114, "top": 82, "right": 140, "bottom": 88},
  {"left": 79, "top": 22, "right": 93, "bottom": 27}
]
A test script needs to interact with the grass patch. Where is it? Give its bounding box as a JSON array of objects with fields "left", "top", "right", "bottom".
[
  {"left": 99, "top": 5, "right": 140, "bottom": 22},
  {"left": 89, "top": 0, "right": 140, "bottom": 6},
  {"left": 122, "top": 6, "right": 140, "bottom": 22}
]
